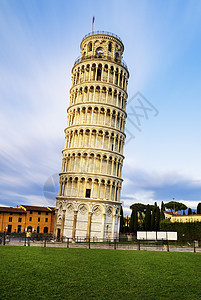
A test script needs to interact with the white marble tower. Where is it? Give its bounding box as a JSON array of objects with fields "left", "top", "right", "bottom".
[{"left": 54, "top": 31, "right": 129, "bottom": 241}]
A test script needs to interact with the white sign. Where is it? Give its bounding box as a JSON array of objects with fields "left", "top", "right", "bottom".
[{"left": 137, "top": 231, "right": 177, "bottom": 241}]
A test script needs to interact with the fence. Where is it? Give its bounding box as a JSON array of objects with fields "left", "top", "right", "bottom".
[{"left": 0, "top": 234, "right": 200, "bottom": 253}]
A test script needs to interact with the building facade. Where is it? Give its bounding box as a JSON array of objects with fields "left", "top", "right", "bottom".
[
  {"left": 0, "top": 205, "right": 55, "bottom": 234},
  {"left": 164, "top": 211, "right": 201, "bottom": 223},
  {"left": 54, "top": 31, "right": 129, "bottom": 241}
]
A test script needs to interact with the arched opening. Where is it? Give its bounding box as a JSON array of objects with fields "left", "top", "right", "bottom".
[
  {"left": 97, "top": 64, "right": 102, "bottom": 81},
  {"left": 57, "top": 228, "right": 61, "bottom": 241},
  {"left": 44, "top": 227, "right": 48, "bottom": 234},
  {"left": 27, "top": 226, "right": 32, "bottom": 232},
  {"left": 37, "top": 226, "right": 40, "bottom": 234},
  {"left": 115, "top": 52, "right": 120, "bottom": 62},
  {"left": 88, "top": 42, "right": 92, "bottom": 52},
  {"left": 108, "top": 42, "right": 112, "bottom": 52},
  {"left": 96, "top": 47, "right": 103, "bottom": 58}
]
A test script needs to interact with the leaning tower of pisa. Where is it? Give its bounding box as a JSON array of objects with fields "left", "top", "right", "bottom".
[{"left": 54, "top": 31, "right": 129, "bottom": 241}]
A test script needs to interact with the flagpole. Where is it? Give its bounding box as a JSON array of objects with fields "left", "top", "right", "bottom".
[{"left": 92, "top": 16, "right": 95, "bottom": 33}]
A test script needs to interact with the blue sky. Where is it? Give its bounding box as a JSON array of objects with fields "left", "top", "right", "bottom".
[{"left": 0, "top": 0, "right": 201, "bottom": 214}]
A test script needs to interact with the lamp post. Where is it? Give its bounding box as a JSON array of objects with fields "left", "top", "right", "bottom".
[
  {"left": 24, "top": 229, "right": 27, "bottom": 246},
  {"left": 3, "top": 229, "right": 6, "bottom": 245}
]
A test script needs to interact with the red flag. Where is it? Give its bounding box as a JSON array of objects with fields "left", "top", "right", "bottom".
[{"left": 92, "top": 16, "right": 95, "bottom": 24}]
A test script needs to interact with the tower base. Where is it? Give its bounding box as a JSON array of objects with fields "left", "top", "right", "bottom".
[{"left": 54, "top": 197, "right": 121, "bottom": 241}]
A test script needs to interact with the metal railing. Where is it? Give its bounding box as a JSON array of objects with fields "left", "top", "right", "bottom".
[
  {"left": 82, "top": 31, "right": 123, "bottom": 43},
  {"left": 1, "top": 235, "right": 200, "bottom": 252},
  {"left": 74, "top": 54, "right": 128, "bottom": 70}
]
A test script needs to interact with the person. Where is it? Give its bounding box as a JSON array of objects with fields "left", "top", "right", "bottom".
[{"left": 26, "top": 229, "right": 32, "bottom": 246}]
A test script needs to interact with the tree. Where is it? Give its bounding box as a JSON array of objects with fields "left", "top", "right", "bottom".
[
  {"left": 130, "top": 203, "right": 146, "bottom": 213},
  {"left": 119, "top": 206, "right": 125, "bottom": 233},
  {"left": 129, "top": 207, "right": 138, "bottom": 233},
  {"left": 197, "top": 203, "right": 201, "bottom": 214},
  {"left": 160, "top": 201, "right": 165, "bottom": 220},
  {"left": 165, "top": 201, "right": 176, "bottom": 212},
  {"left": 165, "top": 201, "right": 187, "bottom": 213},
  {"left": 188, "top": 208, "right": 192, "bottom": 215},
  {"left": 155, "top": 206, "right": 160, "bottom": 231},
  {"left": 129, "top": 210, "right": 134, "bottom": 233},
  {"left": 150, "top": 205, "right": 156, "bottom": 231},
  {"left": 161, "top": 201, "right": 165, "bottom": 212},
  {"left": 178, "top": 203, "right": 187, "bottom": 214},
  {"left": 144, "top": 205, "right": 151, "bottom": 231}
]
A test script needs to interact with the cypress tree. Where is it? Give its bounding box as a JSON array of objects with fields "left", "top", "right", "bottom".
[
  {"left": 161, "top": 201, "right": 165, "bottom": 212},
  {"left": 160, "top": 201, "right": 165, "bottom": 219},
  {"left": 155, "top": 206, "right": 160, "bottom": 231},
  {"left": 197, "top": 203, "right": 201, "bottom": 214},
  {"left": 133, "top": 207, "right": 138, "bottom": 233},
  {"left": 129, "top": 210, "right": 134, "bottom": 233},
  {"left": 188, "top": 208, "right": 192, "bottom": 215},
  {"left": 144, "top": 205, "right": 151, "bottom": 230},
  {"left": 150, "top": 207, "right": 156, "bottom": 231},
  {"left": 119, "top": 206, "right": 125, "bottom": 233}
]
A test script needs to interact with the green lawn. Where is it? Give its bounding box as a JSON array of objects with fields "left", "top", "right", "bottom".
[{"left": 0, "top": 246, "right": 201, "bottom": 299}]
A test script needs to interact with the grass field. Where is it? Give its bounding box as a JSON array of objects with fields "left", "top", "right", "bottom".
[{"left": 0, "top": 246, "right": 201, "bottom": 299}]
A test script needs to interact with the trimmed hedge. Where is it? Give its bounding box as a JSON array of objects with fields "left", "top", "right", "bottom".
[{"left": 160, "top": 219, "right": 201, "bottom": 241}]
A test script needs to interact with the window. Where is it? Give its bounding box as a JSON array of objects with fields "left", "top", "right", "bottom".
[
  {"left": 8, "top": 225, "right": 12, "bottom": 233},
  {"left": 17, "top": 225, "right": 21, "bottom": 233},
  {"left": 96, "top": 47, "right": 103, "bottom": 58},
  {"left": 37, "top": 226, "right": 40, "bottom": 233},
  {"left": 38, "top": 212, "right": 41, "bottom": 215},
  {"left": 18, "top": 217, "right": 22, "bottom": 222},
  {"left": 29, "top": 217, "right": 32, "bottom": 221},
  {"left": 45, "top": 218, "right": 48, "bottom": 222},
  {"left": 38, "top": 217, "right": 40, "bottom": 222},
  {"left": 19, "top": 213, "right": 22, "bottom": 216},
  {"left": 9, "top": 212, "right": 13, "bottom": 215},
  {"left": 115, "top": 52, "right": 120, "bottom": 62},
  {"left": 108, "top": 42, "right": 112, "bottom": 52},
  {"left": 44, "top": 227, "right": 48, "bottom": 233},
  {"left": 30, "top": 211, "right": 33, "bottom": 214},
  {"left": 88, "top": 42, "right": 92, "bottom": 52},
  {"left": 9, "top": 217, "right": 12, "bottom": 222},
  {"left": 27, "top": 226, "right": 32, "bottom": 232},
  {"left": 46, "top": 212, "right": 48, "bottom": 216},
  {"left": 97, "top": 68, "right": 102, "bottom": 81},
  {"left": 85, "top": 189, "right": 91, "bottom": 198}
]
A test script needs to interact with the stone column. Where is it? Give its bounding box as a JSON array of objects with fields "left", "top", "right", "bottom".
[
  {"left": 102, "top": 133, "right": 105, "bottom": 148},
  {"left": 109, "top": 184, "right": 112, "bottom": 201},
  {"left": 101, "top": 213, "right": 106, "bottom": 241},
  {"left": 116, "top": 214, "right": 121, "bottom": 239},
  {"left": 111, "top": 213, "right": 116, "bottom": 240},
  {"left": 114, "top": 114, "right": 117, "bottom": 129},
  {"left": 101, "top": 67, "right": 103, "bottom": 81},
  {"left": 60, "top": 210, "right": 66, "bottom": 240},
  {"left": 107, "top": 68, "right": 110, "bottom": 82},
  {"left": 83, "top": 66, "right": 86, "bottom": 81},
  {"left": 77, "top": 179, "right": 81, "bottom": 197},
  {"left": 91, "top": 109, "right": 94, "bottom": 124},
  {"left": 72, "top": 210, "right": 78, "bottom": 240},
  {"left": 117, "top": 72, "right": 120, "bottom": 86},
  {"left": 58, "top": 180, "right": 62, "bottom": 196},
  {"left": 89, "top": 65, "right": 91, "bottom": 81},
  {"left": 111, "top": 158, "right": 114, "bottom": 176},
  {"left": 86, "top": 211, "right": 92, "bottom": 241},
  {"left": 105, "top": 88, "right": 108, "bottom": 103}
]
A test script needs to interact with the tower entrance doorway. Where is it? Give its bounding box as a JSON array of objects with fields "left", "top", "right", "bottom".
[{"left": 57, "top": 228, "right": 61, "bottom": 241}]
